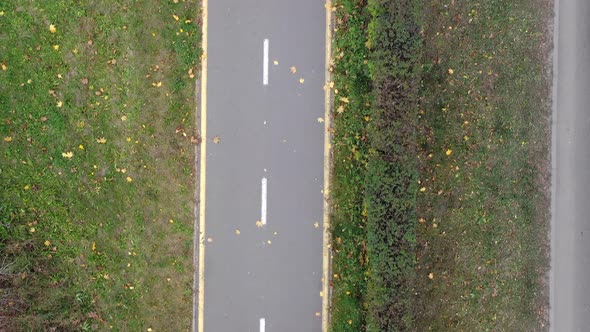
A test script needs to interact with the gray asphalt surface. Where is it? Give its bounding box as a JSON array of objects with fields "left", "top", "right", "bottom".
[
  {"left": 202, "top": 1, "right": 325, "bottom": 331},
  {"left": 551, "top": 0, "right": 590, "bottom": 330}
]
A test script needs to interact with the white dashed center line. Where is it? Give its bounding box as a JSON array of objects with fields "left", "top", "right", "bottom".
[
  {"left": 261, "top": 177, "right": 268, "bottom": 225},
  {"left": 260, "top": 317, "right": 266, "bottom": 332},
  {"left": 263, "top": 39, "right": 269, "bottom": 85}
]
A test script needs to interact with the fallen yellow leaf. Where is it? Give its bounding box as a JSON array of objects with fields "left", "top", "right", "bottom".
[
  {"left": 428, "top": 272, "right": 434, "bottom": 279},
  {"left": 44, "top": 240, "right": 51, "bottom": 246},
  {"left": 317, "top": 117, "right": 324, "bottom": 123},
  {"left": 62, "top": 151, "right": 74, "bottom": 159},
  {"left": 1, "top": 63, "right": 6, "bottom": 71},
  {"left": 92, "top": 242, "right": 96, "bottom": 251},
  {"left": 299, "top": 78, "right": 305, "bottom": 84},
  {"left": 96, "top": 137, "right": 107, "bottom": 144},
  {"left": 126, "top": 176, "right": 133, "bottom": 182},
  {"left": 57, "top": 100, "right": 63, "bottom": 108},
  {"left": 235, "top": 229, "right": 241, "bottom": 235},
  {"left": 49, "top": 24, "right": 57, "bottom": 33},
  {"left": 339, "top": 97, "right": 350, "bottom": 103},
  {"left": 173, "top": 14, "right": 179, "bottom": 21},
  {"left": 290, "top": 66, "right": 297, "bottom": 74},
  {"left": 4, "top": 136, "right": 12, "bottom": 142},
  {"left": 448, "top": 68, "right": 454, "bottom": 75},
  {"left": 256, "top": 220, "right": 264, "bottom": 228},
  {"left": 53, "top": 44, "right": 59, "bottom": 50},
  {"left": 213, "top": 136, "right": 221, "bottom": 144},
  {"left": 419, "top": 187, "right": 426, "bottom": 192},
  {"left": 446, "top": 149, "right": 453, "bottom": 156},
  {"left": 273, "top": 60, "right": 279, "bottom": 65}
]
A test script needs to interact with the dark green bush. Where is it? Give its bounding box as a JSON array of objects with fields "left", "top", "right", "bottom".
[{"left": 364, "top": 0, "right": 422, "bottom": 331}]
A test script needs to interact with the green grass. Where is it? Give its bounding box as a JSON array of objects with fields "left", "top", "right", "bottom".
[
  {"left": 414, "top": 0, "right": 551, "bottom": 330},
  {"left": 328, "top": 1, "right": 372, "bottom": 331},
  {"left": 329, "top": 0, "right": 551, "bottom": 330},
  {"left": 0, "top": 1, "right": 200, "bottom": 330}
]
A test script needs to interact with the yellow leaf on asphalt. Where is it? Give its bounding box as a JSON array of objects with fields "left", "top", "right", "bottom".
[
  {"left": 273, "top": 60, "right": 279, "bottom": 65},
  {"left": 49, "top": 24, "right": 57, "bottom": 33},
  {"left": 290, "top": 66, "right": 297, "bottom": 74},
  {"left": 235, "top": 229, "right": 241, "bottom": 235},
  {"left": 314, "top": 222, "right": 320, "bottom": 228},
  {"left": 317, "top": 117, "right": 324, "bottom": 123},
  {"left": 96, "top": 137, "right": 107, "bottom": 144},
  {"left": 256, "top": 220, "right": 263, "bottom": 228},
  {"left": 299, "top": 78, "right": 305, "bottom": 84},
  {"left": 213, "top": 136, "right": 220, "bottom": 144}
]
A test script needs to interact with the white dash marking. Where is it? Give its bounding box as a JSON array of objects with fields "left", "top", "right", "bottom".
[
  {"left": 260, "top": 318, "right": 266, "bottom": 332},
  {"left": 263, "top": 39, "right": 269, "bottom": 85},
  {"left": 261, "top": 177, "right": 268, "bottom": 225}
]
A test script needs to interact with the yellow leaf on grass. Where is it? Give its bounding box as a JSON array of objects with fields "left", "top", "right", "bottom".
[
  {"left": 173, "top": 14, "right": 179, "bottom": 21},
  {"left": 49, "top": 24, "right": 57, "bottom": 33},
  {"left": 445, "top": 149, "right": 453, "bottom": 156},
  {"left": 53, "top": 44, "right": 60, "bottom": 50},
  {"left": 44, "top": 240, "right": 51, "bottom": 246},
  {"left": 428, "top": 272, "right": 434, "bottom": 279},
  {"left": 448, "top": 68, "right": 454, "bottom": 75},
  {"left": 62, "top": 151, "right": 73, "bottom": 159},
  {"left": 126, "top": 176, "right": 133, "bottom": 182},
  {"left": 4, "top": 136, "right": 12, "bottom": 142},
  {"left": 1, "top": 63, "right": 6, "bottom": 71},
  {"left": 56, "top": 100, "right": 63, "bottom": 108},
  {"left": 419, "top": 187, "right": 426, "bottom": 192},
  {"left": 339, "top": 97, "right": 350, "bottom": 103},
  {"left": 96, "top": 137, "right": 107, "bottom": 144},
  {"left": 92, "top": 242, "right": 96, "bottom": 251}
]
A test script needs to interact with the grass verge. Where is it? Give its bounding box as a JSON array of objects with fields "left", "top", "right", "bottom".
[
  {"left": 0, "top": 1, "right": 200, "bottom": 330},
  {"left": 329, "top": 0, "right": 551, "bottom": 330},
  {"left": 414, "top": 0, "right": 551, "bottom": 329}
]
